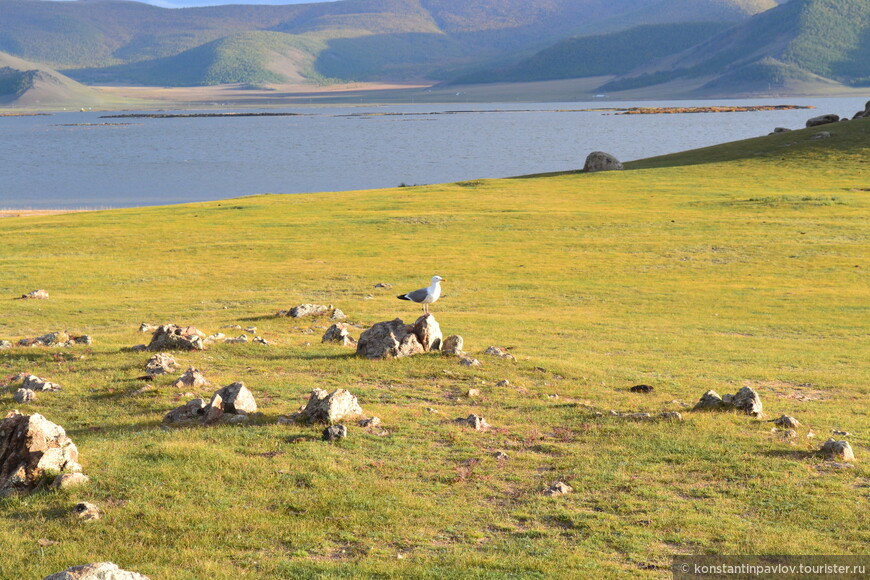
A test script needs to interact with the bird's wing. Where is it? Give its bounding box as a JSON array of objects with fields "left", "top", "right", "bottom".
[{"left": 404, "top": 288, "right": 431, "bottom": 303}]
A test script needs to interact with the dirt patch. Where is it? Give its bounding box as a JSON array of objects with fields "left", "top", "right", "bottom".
[{"left": 743, "top": 380, "right": 829, "bottom": 402}]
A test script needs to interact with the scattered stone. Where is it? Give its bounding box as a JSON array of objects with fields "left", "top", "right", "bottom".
[
  {"left": 806, "top": 114, "right": 839, "bottom": 127},
  {"left": 322, "top": 323, "right": 357, "bottom": 347},
  {"left": 358, "top": 417, "right": 381, "bottom": 428},
  {"left": 224, "top": 334, "right": 248, "bottom": 344},
  {"left": 832, "top": 430, "right": 851, "bottom": 437},
  {"left": 330, "top": 309, "right": 347, "bottom": 321},
  {"left": 544, "top": 481, "right": 573, "bottom": 496},
  {"left": 277, "top": 304, "right": 331, "bottom": 318},
  {"left": 459, "top": 357, "right": 481, "bottom": 367},
  {"left": 771, "top": 127, "right": 791, "bottom": 134},
  {"left": 51, "top": 472, "right": 90, "bottom": 489},
  {"left": 494, "top": 451, "right": 509, "bottom": 460},
  {"left": 630, "top": 384, "right": 654, "bottom": 393},
  {"left": 0, "top": 411, "right": 82, "bottom": 496},
  {"left": 147, "top": 324, "right": 205, "bottom": 351},
  {"left": 244, "top": 326, "right": 257, "bottom": 333},
  {"left": 223, "top": 325, "right": 243, "bottom": 330},
  {"left": 144, "top": 353, "right": 178, "bottom": 376},
  {"left": 323, "top": 424, "right": 348, "bottom": 441},
  {"left": 130, "top": 344, "right": 147, "bottom": 352},
  {"left": 203, "top": 333, "right": 226, "bottom": 344},
  {"left": 773, "top": 415, "right": 800, "bottom": 429},
  {"left": 208, "top": 382, "right": 257, "bottom": 416},
  {"left": 138, "top": 323, "right": 157, "bottom": 333},
  {"left": 0, "top": 340, "right": 11, "bottom": 349},
  {"left": 783, "top": 429, "right": 798, "bottom": 439},
  {"left": 72, "top": 502, "right": 101, "bottom": 521},
  {"left": 414, "top": 314, "right": 442, "bottom": 352},
  {"left": 821, "top": 439, "right": 855, "bottom": 462},
  {"left": 495, "top": 379, "right": 510, "bottom": 387},
  {"left": 374, "top": 283, "right": 392, "bottom": 289},
  {"left": 456, "top": 414, "right": 490, "bottom": 431},
  {"left": 20, "top": 289, "right": 49, "bottom": 300},
  {"left": 356, "top": 318, "right": 424, "bottom": 359},
  {"left": 130, "top": 384, "right": 155, "bottom": 396},
  {"left": 583, "top": 151, "right": 623, "bottom": 172},
  {"left": 466, "top": 388, "right": 481, "bottom": 398},
  {"left": 441, "top": 335, "right": 464, "bottom": 356},
  {"left": 731, "top": 386, "right": 763, "bottom": 417},
  {"left": 484, "top": 346, "right": 515, "bottom": 361},
  {"left": 295, "top": 389, "right": 364, "bottom": 424},
  {"left": 43, "top": 562, "right": 150, "bottom": 580},
  {"left": 172, "top": 367, "right": 208, "bottom": 389},
  {"left": 658, "top": 411, "right": 683, "bottom": 421},
  {"left": 253, "top": 336, "right": 270, "bottom": 346},
  {"left": 22, "top": 375, "right": 62, "bottom": 392},
  {"left": 18, "top": 332, "right": 69, "bottom": 347},
  {"left": 163, "top": 399, "right": 207, "bottom": 424},
  {"left": 14, "top": 388, "right": 36, "bottom": 403},
  {"left": 811, "top": 131, "right": 831, "bottom": 140},
  {"left": 693, "top": 387, "right": 762, "bottom": 416}
]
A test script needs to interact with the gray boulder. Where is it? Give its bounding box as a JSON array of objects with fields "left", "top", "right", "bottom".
[
  {"left": 163, "top": 399, "right": 207, "bottom": 424},
  {"left": 773, "top": 415, "right": 800, "bottom": 429},
  {"left": 22, "top": 374, "right": 62, "bottom": 392},
  {"left": 322, "top": 323, "right": 356, "bottom": 347},
  {"left": 172, "top": 367, "right": 208, "bottom": 389},
  {"left": 442, "top": 335, "right": 464, "bottom": 356},
  {"left": 208, "top": 382, "right": 257, "bottom": 416},
  {"left": 693, "top": 390, "right": 725, "bottom": 411},
  {"left": 277, "top": 303, "right": 331, "bottom": 318},
  {"left": 295, "top": 389, "right": 363, "bottom": 424},
  {"left": 0, "top": 411, "right": 82, "bottom": 496},
  {"left": 322, "top": 424, "right": 348, "bottom": 441},
  {"left": 14, "top": 388, "right": 36, "bottom": 403},
  {"left": 821, "top": 439, "right": 855, "bottom": 461},
  {"left": 356, "top": 318, "right": 424, "bottom": 359},
  {"left": 732, "top": 386, "right": 763, "bottom": 417},
  {"left": 43, "top": 562, "right": 150, "bottom": 580},
  {"left": 145, "top": 353, "right": 178, "bottom": 376},
  {"left": 414, "top": 314, "right": 442, "bottom": 352},
  {"left": 583, "top": 151, "right": 624, "bottom": 173},
  {"left": 147, "top": 324, "right": 205, "bottom": 351},
  {"left": 806, "top": 114, "right": 839, "bottom": 127}
]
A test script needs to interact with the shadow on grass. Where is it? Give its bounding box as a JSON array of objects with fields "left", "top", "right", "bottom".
[{"left": 757, "top": 448, "right": 816, "bottom": 461}]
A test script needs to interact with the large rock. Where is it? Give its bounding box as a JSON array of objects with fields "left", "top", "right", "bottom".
[
  {"left": 22, "top": 374, "right": 62, "bottom": 392},
  {"left": 693, "top": 390, "right": 725, "bottom": 411},
  {"left": 145, "top": 353, "right": 178, "bottom": 376},
  {"left": 0, "top": 411, "right": 82, "bottom": 496},
  {"left": 322, "top": 323, "right": 356, "bottom": 347},
  {"left": 821, "top": 439, "right": 855, "bottom": 461},
  {"left": 731, "top": 386, "right": 763, "bottom": 417},
  {"left": 356, "top": 318, "right": 424, "bottom": 359},
  {"left": 583, "top": 151, "right": 624, "bottom": 173},
  {"left": 806, "top": 114, "right": 839, "bottom": 127},
  {"left": 295, "top": 389, "right": 363, "bottom": 424},
  {"left": 852, "top": 100, "right": 870, "bottom": 119},
  {"left": 14, "top": 389, "right": 36, "bottom": 403},
  {"left": 147, "top": 324, "right": 205, "bottom": 351},
  {"left": 276, "top": 304, "right": 331, "bottom": 318},
  {"left": 414, "top": 314, "right": 442, "bottom": 352},
  {"left": 43, "top": 562, "right": 150, "bottom": 580},
  {"left": 442, "top": 335, "right": 464, "bottom": 356},
  {"left": 207, "top": 382, "right": 257, "bottom": 416}
]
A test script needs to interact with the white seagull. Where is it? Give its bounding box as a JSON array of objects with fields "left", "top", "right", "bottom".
[{"left": 397, "top": 275, "right": 444, "bottom": 314}]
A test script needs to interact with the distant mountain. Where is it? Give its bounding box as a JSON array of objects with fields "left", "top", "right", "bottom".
[
  {"left": 0, "top": 51, "right": 110, "bottom": 106},
  {"left": 0, "top": 0, "right": 783, "bottom": 87},
  {"left": 600, "top": 0, "right": 870, "bottom": 94}
]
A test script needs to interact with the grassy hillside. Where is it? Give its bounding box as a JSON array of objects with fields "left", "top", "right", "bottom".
[
  {"left": 0, "top": 51, "right": 121, "bottom": 107},
  {"left": 1, "top": 118, "right": 868, "bottom": 578}
]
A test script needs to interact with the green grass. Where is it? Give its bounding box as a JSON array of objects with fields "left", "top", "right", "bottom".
[{"left": 0, "top": 119, "right": 868, "bottom": 578}]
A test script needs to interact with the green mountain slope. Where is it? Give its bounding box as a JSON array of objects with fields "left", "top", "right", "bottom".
[{"left": 601, "top": 0, "right": 870, "bottom": 94}]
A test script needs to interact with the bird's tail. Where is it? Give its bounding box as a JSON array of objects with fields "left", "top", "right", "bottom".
[{"left": 397, "top": 294, "right": 410, "bottom": 301}]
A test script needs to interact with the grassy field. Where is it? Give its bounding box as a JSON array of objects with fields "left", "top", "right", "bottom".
[{"left": 0, "top": 119, "right": 868, "bottom": 579}]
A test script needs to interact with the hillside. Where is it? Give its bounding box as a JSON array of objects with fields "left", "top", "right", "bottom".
[
  {"left": 601, "top": 0, "right": 870, "bottom": 95},
  {"left": 0, "top": 51, "right": 114, "bottom": 107},
  {"left": 0, "top": 0, "right": 783, "bottom": 87},
  {"left": 1, "top": 117, "right": 868, "bottom": 578}
]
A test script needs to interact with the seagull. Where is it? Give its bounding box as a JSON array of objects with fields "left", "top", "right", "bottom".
[{"left": 397, "top": 275, "right": 444, "bottom": 314}]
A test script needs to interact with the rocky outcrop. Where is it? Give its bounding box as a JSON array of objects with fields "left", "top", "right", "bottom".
[
  {"left": 806, "top": 114, "right": 839, "bottom": 127},
  {"left": 322, "top": 323, "right": 356, "bottom": 347},
  {"left": 693, "top": 386, "right": 762, "bottom": 417},
  {"left": 852, "top": 100, "right": 870, "bottom": 119},
  {"left": 147, "top": 324, "right": 205, "bottom": 351},
  {"left": 145, "top": 353, "right": 178, "bottom": 376},
  {"left": 356, "top": 318, "right": 424, "bottom": 359},
  {"left": 276, "top": 304, "right": 330, "bottom": 318},
  {"left": 18, "top": 332, "right": 91, "bottom": 348},
  {"left": 441, "top": 335, "right": 464, "bottom": 356},
  {"left": 773, "top": 415, "right": 800, "bottom": 429},
  {"left": 14, "top": 389, "right": 36, "bottom": 403},
  {"left": 484, "top": 346, "right": 515, "bottom": 361},
  {"left": 0, "top": 411, "right": 82, "bottom": 496},
  {"left": 20, "top": 289, "right": 49, "bottom": 300},
  {"left": 414, "top": 314, "right": 442, "bottom": 352},
  {"left": 293, "top": 389, "right": 363, "bottom": 424},
  {"left": 43, "top": 562, "right": 150, "bottom": 580},
  {"left": 821, "top": 439, "right": 855, "bottom": 461},
  {"left": 583, "top": 151, "right": 623, "bottom": 173},
  {"left": 204, "top": 382, "right": 257, "bottom": 425},
  {"left": 163, "top": 399, "right": 207, "bottom": 424},
  {"left": 322, "top": 424, "right": 347, "bottom": 441}
]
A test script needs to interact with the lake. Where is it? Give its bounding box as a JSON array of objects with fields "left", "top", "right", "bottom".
[{"left": 1, "top": 97, "right": 864, "bottom": 209}]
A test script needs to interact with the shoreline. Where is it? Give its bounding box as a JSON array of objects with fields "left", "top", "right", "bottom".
[{"left": 0, "top": 209, "right": 92, "bottom": 218}]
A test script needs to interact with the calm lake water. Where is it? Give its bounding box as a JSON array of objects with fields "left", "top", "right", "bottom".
[{"left": 1, "top": 97, "right": 865, "bottom": 209}]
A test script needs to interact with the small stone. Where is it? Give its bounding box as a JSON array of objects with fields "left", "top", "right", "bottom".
[
  {"left": 832, "top": 430, "right": 851, "bottom": 437},
  {"left": 225, "top": 334, "right": 249, "bottom": 344},
  {"left": 359, "top": 417, "right": 381, "bottom": 428},
  {"left": 441, "top": 335, "right": 464, "bottom": 356},
  {"left": 732, "top": 386, "right": 763, "bottom": 417},
  {"left": 374, "top": 283, "right": 392, "bottom": 289},
  {"left": 630, "top": 384, "right": 654, "bottom": 393},
  {"left": 323, "top": 424, "right": 347, "bottom": 441},
  {"left": 658, "top": 411, "right": 683, "bottom": 421},
  {"left": 544, "top": 481, "right": 573, "bottom": 496},
  {"left": 52, "top": 473, "right": 90, "bottom": 489},
  {"left": 457, "top": 414, "right": 489, "bottom": 430},
  {"left": 783, "top": 429, "right": 798, "bottom": 439},
  {"left": 821, "top": 439, "right": 855, "bottom": 461},
  {"left": 484, "top": 346, "right": 515, "bottom": 361},
  {"left": 322, "top": 323, "right": 356, "bottom": 347},
  {"left": 494, "top": 451, "right": 509, "bottom": 460},
  {"left": 146, "top": 324, "right": 205, "bottom": 351},
  {"left": 693, "top": 390, "right": 725, "bottom": 411},
  {"left": 253, "top": 336, "right": 269, "bottom": 345},
  {"left": 144, "top": 353, "right": 177, "bottom": 376},
  {"left": 495, "top": 379, "right": 510, "bottom": 387},
  {"left": 811, "top": 131, "right": 831, "bottom": 140},
  {"left": 172, "top": 367, "right": 208, "bottom": 389},
  {"left": 459, "top": 357, "right": 481, "bottom": 367},
  {"left": 203, "top": 333, "right": 226, "bottom": 344},
  {"left": 773, "top": 415, "right": 800, "bottom": 429},
  {"left": 130, "top": 384, "right": 155, "bottom": 396},
  {"left": 163, "top": 399, "right": 207, "bottom": 424},
  {"left": 466, "top": 388, "right": 481, "bottom": 397},
  {"left": 0, "top": 340, "right": 12, "bottom": 349},
  {"left": 282, "top": 304, "right": 330, "bottom": 318},
  {"left": 138, "top": 323, "right": 157, "bottom": 332},
  {"left": 330, "top": 309, "right": 347, "bottom": 321},
  {"left": 21, "top": 289, "right": 49, "bottom": 300},
  {"left": 73, "top": 502, "right": 101, "bottom": 521},
  {"left": 14, "top": 388, "right": 36, "bottom": 403},
  {"left": 244, "top": 326, "right": 257, "bottom": 333},
  {"left": 297, "top": 389, "right": 364, "bottom": 424}
]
